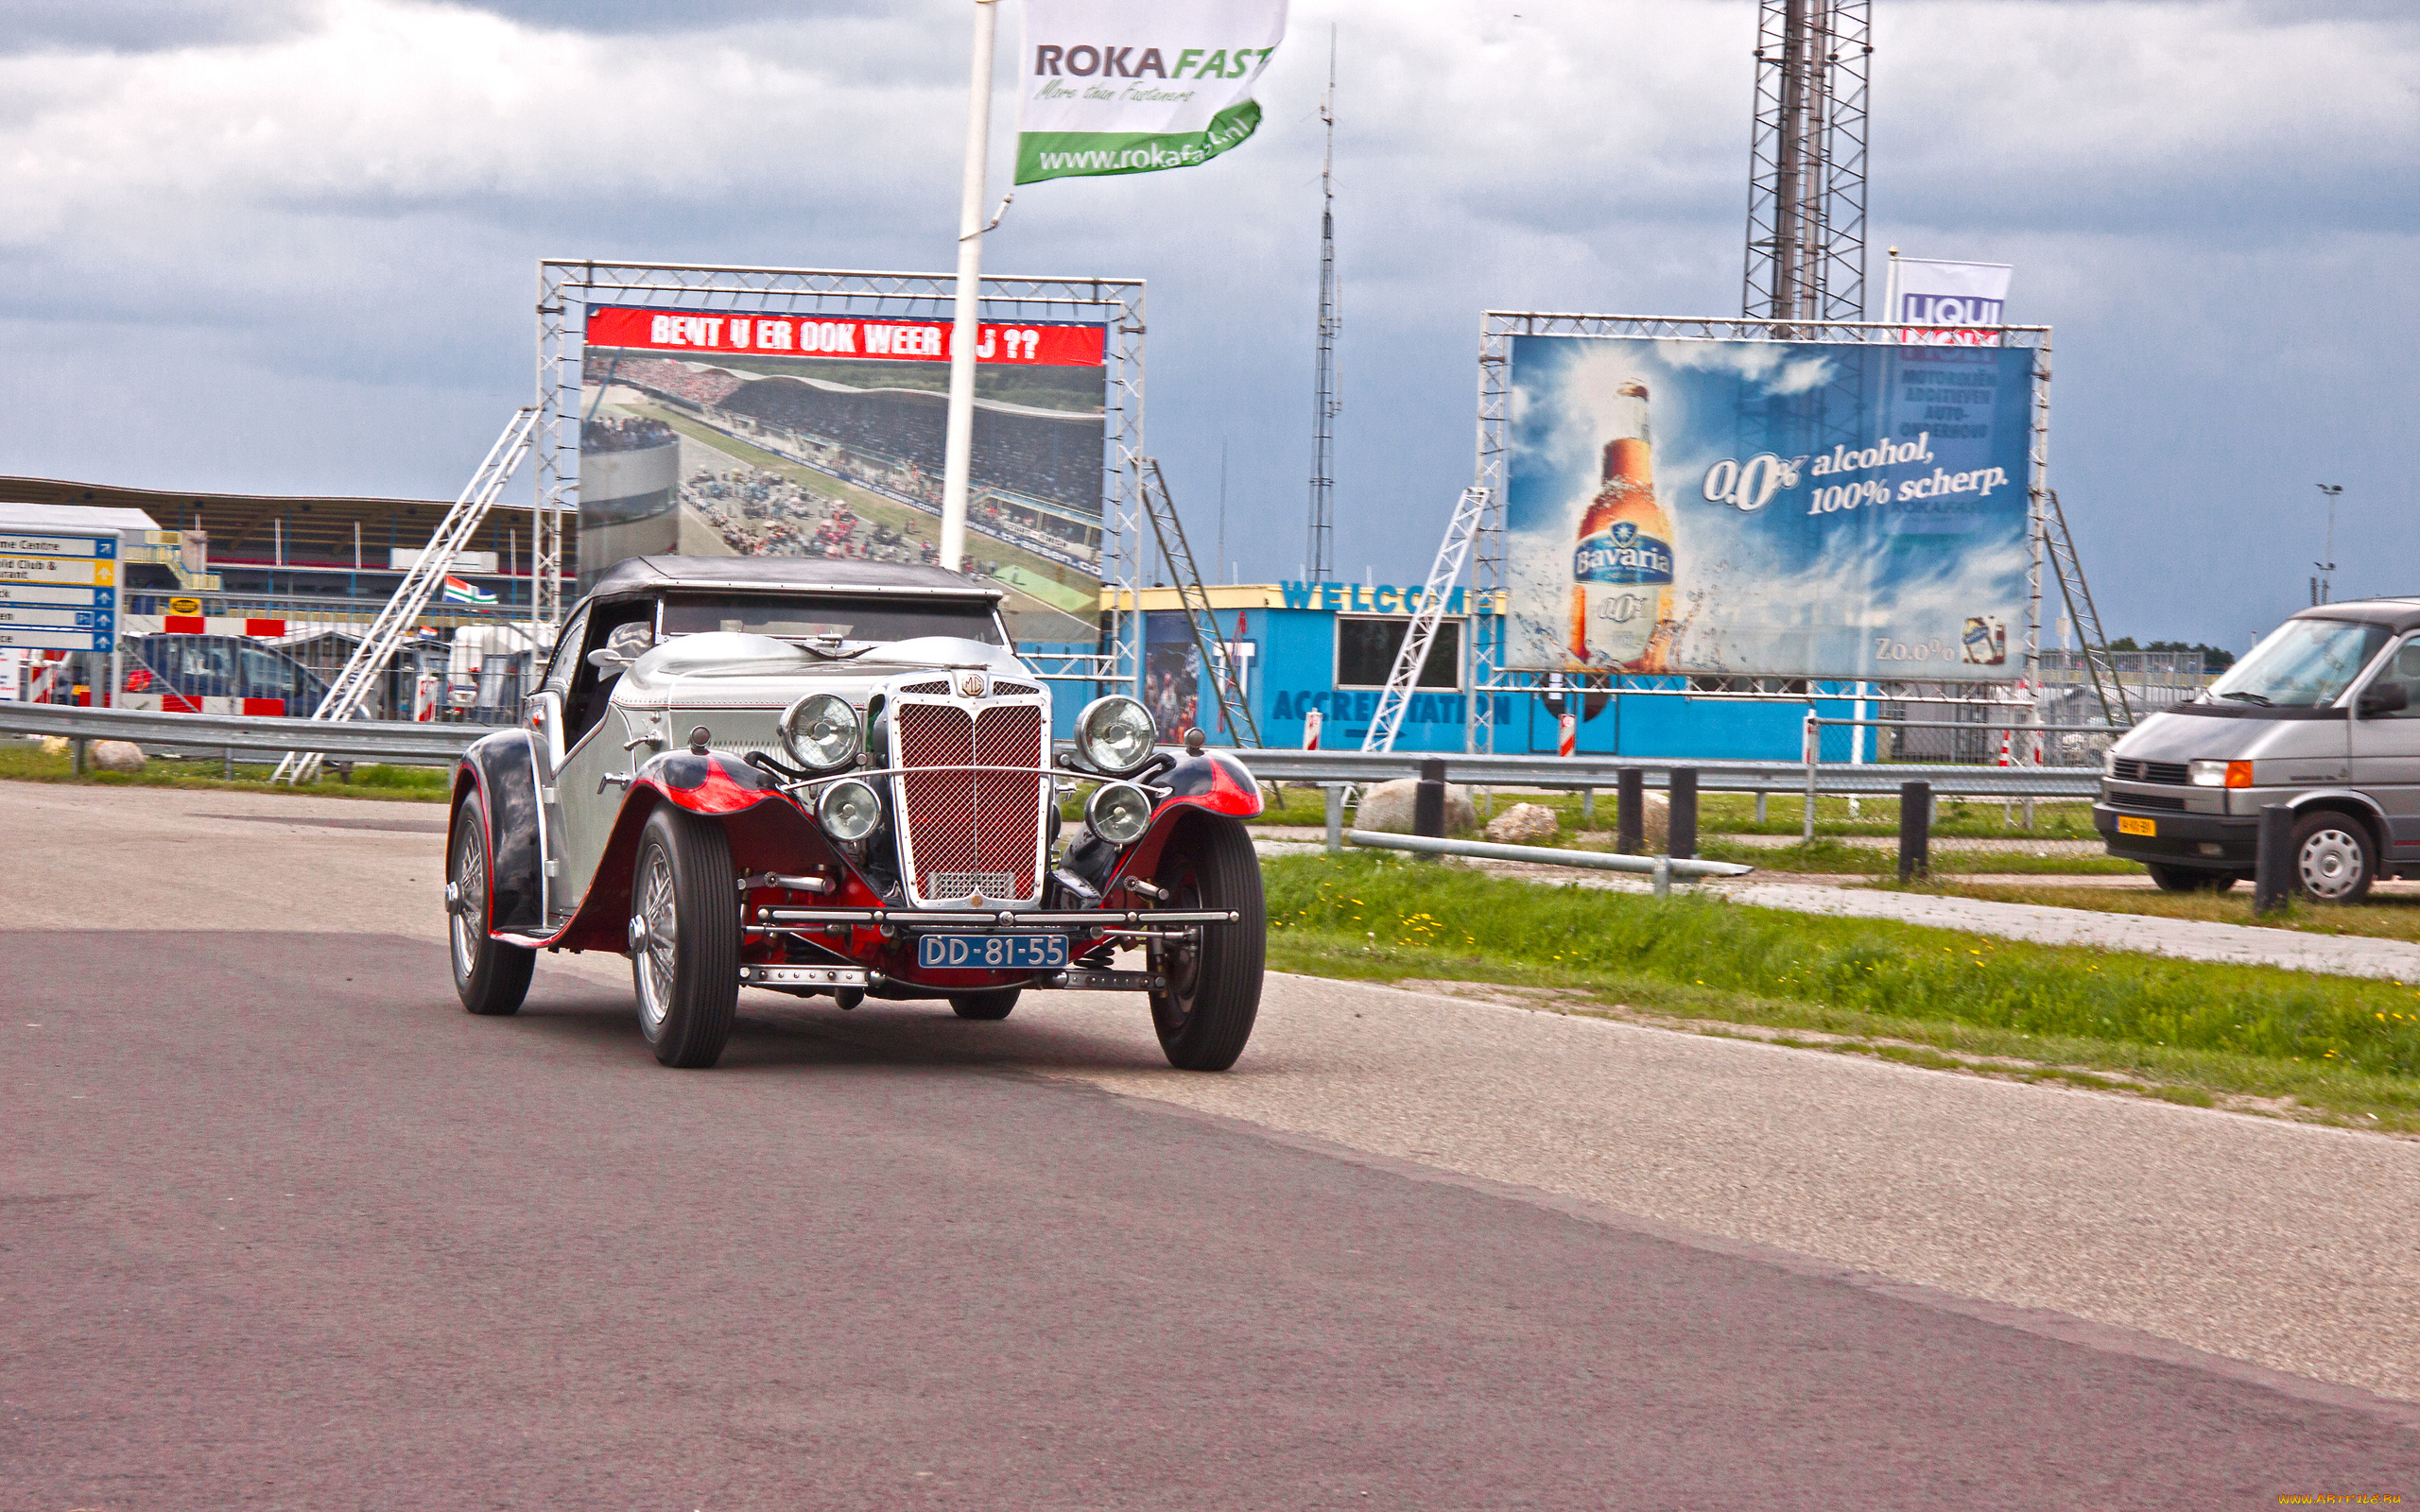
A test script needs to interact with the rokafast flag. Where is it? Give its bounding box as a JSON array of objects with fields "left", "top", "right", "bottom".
[{"left": 1015, "top": 0, "right": 1288, "bottom": 185}]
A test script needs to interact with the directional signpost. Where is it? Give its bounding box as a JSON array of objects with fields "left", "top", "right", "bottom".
[{"left": 0, "top": 531, "right": 120, "bottom": 653}]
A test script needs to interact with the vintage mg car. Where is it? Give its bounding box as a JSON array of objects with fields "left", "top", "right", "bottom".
[{"left": 444, "top": 557, "right": 1266, "bottom": 1070}]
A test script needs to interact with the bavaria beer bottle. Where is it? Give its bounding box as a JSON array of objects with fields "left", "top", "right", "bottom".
[{"left": 1567, "top": 381, "right": 1674, "bottom": 669}]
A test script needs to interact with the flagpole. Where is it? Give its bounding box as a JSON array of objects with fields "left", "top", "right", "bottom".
[{"left": 940, "top": 0, "right": 1000, "bottom": 576}]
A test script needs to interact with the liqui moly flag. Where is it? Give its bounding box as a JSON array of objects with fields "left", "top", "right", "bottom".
[
  {"left": 1893, "top": 258, "right": 2014, "bottom": 346},
  {"left": 1016, "top": 0, "right": 1288, "bottom": 184}
]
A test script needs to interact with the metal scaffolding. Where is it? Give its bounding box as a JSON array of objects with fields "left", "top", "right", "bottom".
[
  {"left": 1742, "top": 0, "right": 1872, "bottom": 323},
  {"left": 534, "top": 260, "right": 1146, "bottom": 692},
  {"left": 1138, "top": 459, "right": 1261, "bottom": 749},
  {"left": 1305, "top": 32, "right": 1341, "bottom": 584}
]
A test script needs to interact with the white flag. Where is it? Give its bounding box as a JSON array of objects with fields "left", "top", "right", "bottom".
[
  {"left": 1015, "top": 0, "right": 1289, "bottom": 185},
  {"left": 1892, "top": 257, "right": 2014, "bottom": 332}
]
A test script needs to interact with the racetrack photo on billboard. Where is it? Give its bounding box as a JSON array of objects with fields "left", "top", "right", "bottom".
[
  {"left": 578, "top": 306, "right": 1110, "bottom": 642},
  {"left": 1504, "top": 333, "right": 2039, "bottom": 681}
]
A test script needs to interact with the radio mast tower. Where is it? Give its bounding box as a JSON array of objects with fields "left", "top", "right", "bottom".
[
  {"left": 1305, "top": 29, "right": 1340, "bottom": 583},
  {"left": 1742, "top": 0, "right": 1872, "bottom": 321}
]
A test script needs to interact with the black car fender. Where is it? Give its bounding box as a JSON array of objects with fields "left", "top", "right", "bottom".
[{"left": 454, "top": 729, "right": 545, "bottom": 934}]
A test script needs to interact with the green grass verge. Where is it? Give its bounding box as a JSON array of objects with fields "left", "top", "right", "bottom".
[
  {"left": 0, "top": 744, "right": 452, "bottom": 801},
  {"left": 1263, "top": 852, "right": 2420, "bottom": 1129}
]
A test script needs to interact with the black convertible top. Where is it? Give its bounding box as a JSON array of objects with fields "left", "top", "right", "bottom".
[{"left": 584, "top": 555, "right": 1005, "bottom": 602}]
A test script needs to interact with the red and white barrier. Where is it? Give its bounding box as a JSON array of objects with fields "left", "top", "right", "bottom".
[{"left": 1558, "top": 711, "right": 1578, "bottom": 758}]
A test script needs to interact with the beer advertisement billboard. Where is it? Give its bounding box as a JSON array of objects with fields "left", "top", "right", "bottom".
[
  {"left": 1503, "top": 335, "right": 2037, "bottom": 681},
  {"left": 579, "top": 306, "right": 1110, "bottom": 641}
]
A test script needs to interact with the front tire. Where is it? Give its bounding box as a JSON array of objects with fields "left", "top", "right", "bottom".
[
  {"left": 1146, "top": 813, "right": 1266, "bottom": 1071},
  {"left": 630, "top": 806, "right": 740, "bottom": 1068},
  {"left": 449, "top": 788, "right": 534, "bottom": 1016},
  {"left": 2293, "top": 811, "right": 2375, "bottom": 903},
  {"left": 950, "top": 988, "right": 1020, "bottom": 1021},
  {"left": 2147, "top": 863, "right": 2235, "bottom": 894}
]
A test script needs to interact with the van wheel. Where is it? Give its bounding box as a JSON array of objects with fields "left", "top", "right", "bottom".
[
  {"left": 2293, "top": 812, "right": 2374, "bottom": 903},
  {"left": 2147, "top": 863, "right": 2234, "bottom": 894}
]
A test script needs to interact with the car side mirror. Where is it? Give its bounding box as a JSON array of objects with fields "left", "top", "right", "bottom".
[
  {"left": 2360, "top": 682, "right": 2409, "bottom": 716},
  {"left": 586, "top": 647, "right": 631, "bottom": 671}
]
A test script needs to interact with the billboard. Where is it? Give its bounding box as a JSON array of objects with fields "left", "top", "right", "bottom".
[
  {"left": 579, "top": 305, "right": 1110, "bottom": 641},
  {"left": 1504, "top": 335, "right": 2037, "bottom": 681}
]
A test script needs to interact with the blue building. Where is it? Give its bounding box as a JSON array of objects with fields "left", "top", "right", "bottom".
[{"left": 1060, "top": 583, "right": 1872, "bottom": 761}]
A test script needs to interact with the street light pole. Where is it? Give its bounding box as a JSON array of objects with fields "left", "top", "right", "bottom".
[
  {"left": 2315, "top": 483, "right": 2342, "bottom": 605},
  {"left": 940, "top": 0, "right": 1001, "bottom": 576}
]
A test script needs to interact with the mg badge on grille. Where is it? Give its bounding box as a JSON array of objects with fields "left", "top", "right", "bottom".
[{"left": 959, "top": 673, "right": 986, "bottom": 698}]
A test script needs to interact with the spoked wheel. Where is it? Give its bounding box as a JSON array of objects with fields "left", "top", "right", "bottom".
[
  {"left": 950, "top": 988, "right": 1020, "bottom": 1021},
  {"left": 2293, "top": 812, "right": 2375, "bottom": 903},
  {"left": 448, "top": 788, "right": 533, "bottom": 1016},
  {"left": 1146, "top": 813, "right": 1266, "bottom": 1071},
  {"left": 630, "top": 806, "right": 740, "bottom": 1068}
]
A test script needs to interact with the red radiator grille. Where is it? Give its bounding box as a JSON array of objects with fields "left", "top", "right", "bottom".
[{"left": 894, "top": 702, "right": 1046, "bottom": 902}]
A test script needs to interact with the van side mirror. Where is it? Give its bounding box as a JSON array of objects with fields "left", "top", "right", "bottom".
[{"left": 2359, "top": 682, "right": 2409, "bottom": 716}]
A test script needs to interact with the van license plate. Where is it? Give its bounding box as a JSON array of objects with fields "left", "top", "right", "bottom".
[
  {"left": 2117, "top": 816, "right": 2157, "bottom": 837},
  {"left": 917, "top": 933, "right": 1068, "bottom": 971}
]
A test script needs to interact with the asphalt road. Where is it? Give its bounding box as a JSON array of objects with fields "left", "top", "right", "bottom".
[{"left": 5, "top": 780, "right": 2419, "bottom": 1507}]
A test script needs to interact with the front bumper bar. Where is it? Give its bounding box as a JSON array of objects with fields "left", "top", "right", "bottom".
[
  {"left": 2091, "top": 802, "right": 2258, "bottom": 869},
  {"left": 755, "top": 906, "right": 1238, "bottom": 929},
  {"left": 735, "top": 963, "right": 1166, "bottom": 992}
]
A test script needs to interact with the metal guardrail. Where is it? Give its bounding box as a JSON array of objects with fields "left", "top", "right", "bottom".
[
  {"left": 0, "top": 704, "right": 2106, "bottom": 799},
  {"left": 0, "top": 701, "right": 488, "bottom": 763},
  {"left": 1225, "top": 747, "right": 2099, "bottom": 799}
]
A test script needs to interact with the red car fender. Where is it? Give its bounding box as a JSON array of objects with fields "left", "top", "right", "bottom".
[
  {"left": 1095, "top": 749, "right": 1263, "bottom": 895},
  {"left": 551, "top": 750, "right": 854, "bottom": 954}
]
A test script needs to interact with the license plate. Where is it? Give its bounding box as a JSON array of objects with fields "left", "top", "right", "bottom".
[
  {"left": 2117, "top": 815, "right": 2157, "bottom": 836},
  {"left": 917, "top": 933, "right": 1068, "bottom": 971}
]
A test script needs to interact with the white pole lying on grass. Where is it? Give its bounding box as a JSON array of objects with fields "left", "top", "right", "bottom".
[{"left": 1344, "top": 830, "right": 1754, "bottom": 880}]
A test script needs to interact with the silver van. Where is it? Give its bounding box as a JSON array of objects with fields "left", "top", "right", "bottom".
[{"left": 2096, "top": 598, "right": 2420, "bottom": 902}]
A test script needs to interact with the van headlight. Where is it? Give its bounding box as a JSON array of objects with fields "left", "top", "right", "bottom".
[
  {"left": 2102, "top": 749, "right": 2118, "bottom": 777},
  {"left": 779, "top": 693, "right": 860, "bottom": 774},
  {"left": 2188, "top": 759, "right": 2227, "bottom": 786},
  {"left": 1086, "top": 782, "right": 1154, "bottom": 845},
  {"left": 817, "top": 779, "right": 882, "bottom": 842},
  {"left": 1074, "top": 696, "right": 1157, "bottom": 776}
]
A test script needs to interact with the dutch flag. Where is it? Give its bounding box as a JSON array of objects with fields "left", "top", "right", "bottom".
[{"left": 441, "top": 575, "right": 496, "bottom": 606}]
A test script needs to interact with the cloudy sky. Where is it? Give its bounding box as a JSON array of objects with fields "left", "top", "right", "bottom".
[{"left": 1, "top": 0, "right": 2413, "bottom": 647}]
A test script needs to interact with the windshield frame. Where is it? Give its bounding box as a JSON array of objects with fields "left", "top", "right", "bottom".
[
  {"left": 2204, "top": 616, "right": 2393, "bottom": 710},
  {"left": 656, "top": 590, "right": 1008, "bottom": 648}
]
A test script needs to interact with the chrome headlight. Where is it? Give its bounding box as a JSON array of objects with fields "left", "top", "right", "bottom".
[
  {"left": 1086, "top": 781, "right": 1154, "bottom": 845},
  {"left": 817, "top": 779, "right": 882, "bottom": 842},
  {"left": 2101, "top": 749, "right": 2118, "bottom": 777},
  {"left": 1075, "top": 695, "right": 1157, "bottom": 776},
  {"left": 780, "top": 693, "right": 860, "bottom": 773}
]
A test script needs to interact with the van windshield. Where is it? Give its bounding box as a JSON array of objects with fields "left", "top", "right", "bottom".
[{"left": 2205, "top": 618, "right": 2389, "bottom": 708}]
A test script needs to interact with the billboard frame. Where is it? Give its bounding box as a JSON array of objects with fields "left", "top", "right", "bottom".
[
  {"left": 535, "top": 260, "right": 1144, "bottom": 687},
  {"left": 1467, "top": 311, "right": 2054, "bottom": 756}
]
